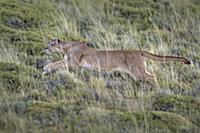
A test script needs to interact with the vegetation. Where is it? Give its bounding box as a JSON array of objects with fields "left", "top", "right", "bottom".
[{"left": 0, "top": 0, "right": 200, "bottom": 132}]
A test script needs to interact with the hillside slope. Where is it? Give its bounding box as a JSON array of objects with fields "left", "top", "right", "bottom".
[{"left": 0, "top": 0, "right": 200, "bottom": 132}]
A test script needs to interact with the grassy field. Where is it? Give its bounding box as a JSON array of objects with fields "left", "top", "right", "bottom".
[{"left": 0, "top": 0, "right": 200, "bottom": 132}]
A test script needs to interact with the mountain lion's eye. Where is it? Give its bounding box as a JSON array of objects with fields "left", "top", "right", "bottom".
[{"left": 50, "top": 43, "right": 56, "bottom": 46}]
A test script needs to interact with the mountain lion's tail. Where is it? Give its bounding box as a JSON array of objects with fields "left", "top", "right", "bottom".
[{"left": 141, "top": 51, "right": 191, "bottom": 64}]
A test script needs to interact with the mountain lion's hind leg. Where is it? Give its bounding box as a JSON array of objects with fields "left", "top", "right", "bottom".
[
  {"left": 128, "top": 64, "right": 154, "bottom": 80},
  {"left": 143, "top": 69, "right": 154, "bottom": 80}
]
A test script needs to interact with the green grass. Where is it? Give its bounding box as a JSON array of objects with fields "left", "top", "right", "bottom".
[{"left": 0, "top": 0, "right": 200, "bottom": 132}]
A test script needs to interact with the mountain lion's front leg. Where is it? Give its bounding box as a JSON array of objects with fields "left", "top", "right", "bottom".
[
  {"left": 67, "top": 48, "right": 83, "bottom": 70},
  {"left": 43, "top": 60, "right": 69, "bottom": 75}
]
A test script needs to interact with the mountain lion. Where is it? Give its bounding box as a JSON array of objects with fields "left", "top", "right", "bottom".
[{"left": 43, "top": 39, "right": 190, "bottom": 80}]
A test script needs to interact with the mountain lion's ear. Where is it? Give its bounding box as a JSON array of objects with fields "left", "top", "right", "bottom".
[{"left": 57, "top": 39, "right": 61, "bottom": 44}]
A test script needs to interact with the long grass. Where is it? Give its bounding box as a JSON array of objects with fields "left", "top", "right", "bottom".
[{"left": 0, "top": 0, "right": 200, "bottom": 132}]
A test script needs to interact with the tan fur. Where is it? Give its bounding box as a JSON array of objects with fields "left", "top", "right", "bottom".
[{"left": 43, "top": 39, "right": 190, "bottom": 80}]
